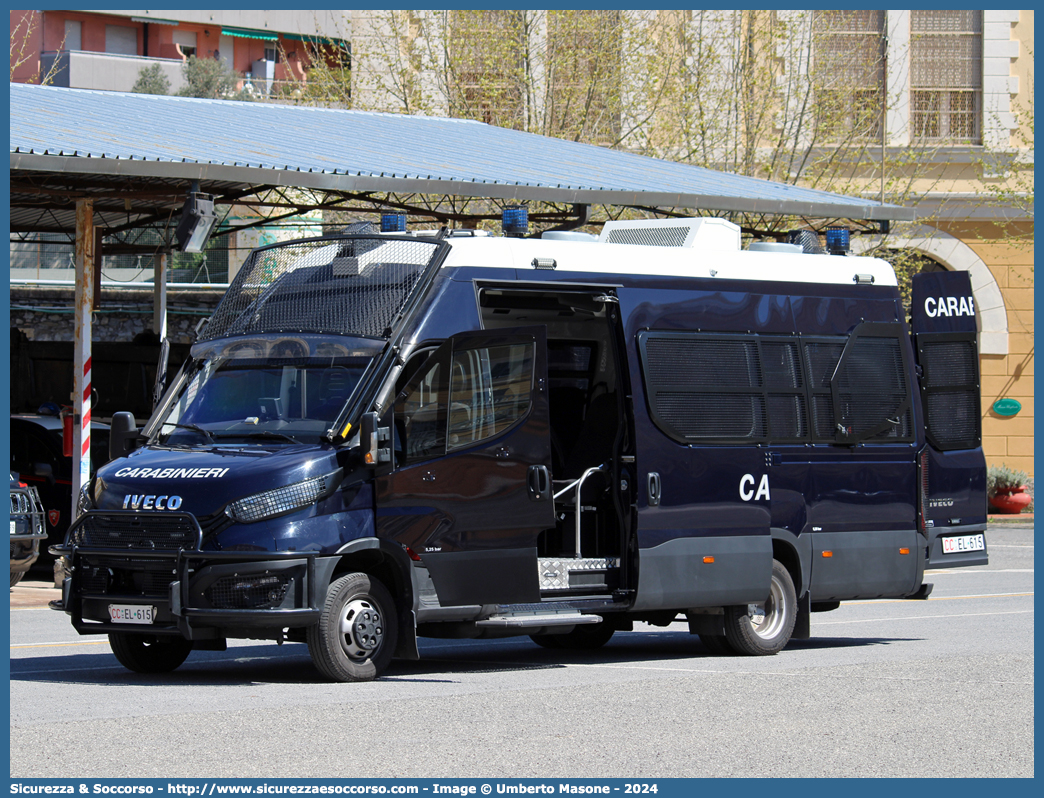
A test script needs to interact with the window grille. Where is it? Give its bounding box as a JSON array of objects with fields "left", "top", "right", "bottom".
[
  {"left": 639, "top": 328, "right": 913, "bottom": 447},
  {"left": 812, "top": 10, "right": 886, "bottom": 141},
  {"left": 917, "top": 335, "right": 981, "bottom": 450},
  {"left": 911, "top": 10, "right": 982, "bottom": 144}
]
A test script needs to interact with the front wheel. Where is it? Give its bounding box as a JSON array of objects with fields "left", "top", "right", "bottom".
[
  {"left": 11, "top": 570, "right": 24, "bottom": 588},
  {"left": 307, "top": 572, "right": 398, "bottom": 682},
  {"left": 722, "top": 559, "right": 797, "bottom": 655},
  {"left": 108, "top": 633, "right": 193, "bottom": 674}
]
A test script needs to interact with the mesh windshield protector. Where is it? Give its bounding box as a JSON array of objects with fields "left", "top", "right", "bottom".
[{"left": 201, "top": 236, "right": 443, "bottom": 341}]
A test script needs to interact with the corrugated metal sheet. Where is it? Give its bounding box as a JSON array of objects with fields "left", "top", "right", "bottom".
[{"left": 9, "top": 83, "right": 914, "bottom": 221}]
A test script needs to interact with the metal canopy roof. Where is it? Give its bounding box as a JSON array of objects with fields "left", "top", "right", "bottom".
[{"left": 10, "top": 82, "right": 915, "bottom": 244}]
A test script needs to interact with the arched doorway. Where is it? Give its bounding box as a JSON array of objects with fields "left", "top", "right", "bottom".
[{"left": 853, "top": 225, "right": 1009, "bottom": 355}]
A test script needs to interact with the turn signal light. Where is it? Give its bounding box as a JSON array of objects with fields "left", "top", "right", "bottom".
[
  {"left": 899, "top": 548, "right": 910, "bottom": 555},
  {"left": 821, "top": 550, "right": 833, "bottom": 558},
  {"left": 703, "top": 556, "right": 715, "bottom": 564}
]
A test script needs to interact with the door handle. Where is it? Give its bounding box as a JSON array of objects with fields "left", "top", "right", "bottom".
[
  {"left": 527, "top": 464, "right": 551, "bottom": 501},
  {"left": 647, "top": 472, "right": 661, "bottom": 507}
]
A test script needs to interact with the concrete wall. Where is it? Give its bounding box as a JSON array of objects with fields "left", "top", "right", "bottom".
[{"left": 41, "top": 50, "right": 185, "bottom": 93}]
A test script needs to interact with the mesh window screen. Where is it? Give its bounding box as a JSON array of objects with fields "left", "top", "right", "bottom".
[
  {"left": 761, "top": 340, "right": 806, "bottom": 439},
  {"left": 640, "top": 333, "right": 808, "bottom": 443},
  {"left": 641, "top": 335, "right": 763, "bottom": 441},
  {"left": 642, "top": 331, "right": 914, "bottom": 446},
  {"left": 645, "top": 337, "right": 762, "bottom": 389},
  {"left": 656, "top": 394, "right": 767, "bottom": 440},
  {"left": 919, "top": 337, "right": 981, "bottom": 450},
  {"left": 835, "top": 336, "right": 913, "bottom": 440},
  {"left": 202, "top": 237, "right": 442, "bottom": 341},
  {"left": 803, "top": 340, "right": 846, "bottom": 440}
]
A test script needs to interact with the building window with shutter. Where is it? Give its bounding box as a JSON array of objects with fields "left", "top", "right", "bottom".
[
  {"left": 911, "top": 10, "right": 982, "bottom": 144},
  {"left": 812, "top": 10, "right": 886, "bottom": 142}
]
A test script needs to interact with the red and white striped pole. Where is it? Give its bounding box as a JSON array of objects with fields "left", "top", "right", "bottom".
[{"left": 72, "top": 198, "right": 94, "bottom": 523}]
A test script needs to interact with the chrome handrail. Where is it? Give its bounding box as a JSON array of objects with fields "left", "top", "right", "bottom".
[{"left": 553, "top": 464, "right": 606, "bottom": 559}]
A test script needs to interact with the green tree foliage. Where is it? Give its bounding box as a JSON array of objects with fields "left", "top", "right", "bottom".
[
  {"left": 132, "top": 63, "right": 171, "bottom": 96},
  {"left": 177, "top": 55, "right": 252, "bottom": 101}
]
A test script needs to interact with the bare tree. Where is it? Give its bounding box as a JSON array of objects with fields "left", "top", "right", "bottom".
[{"left": 10, "top": 10, "right": 63, "bottom": 84}]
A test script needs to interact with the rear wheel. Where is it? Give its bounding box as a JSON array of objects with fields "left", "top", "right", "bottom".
[
  {"left": 531, "top": 621, "right": 614, "bottom": 650},
  {"left": 108, "top": 633, "right": 193, "bottom": 674},
  {"left": 307, "top": 572, "right": 397, "bottom": 682},
  {"left": 723, "top": 559, "right": 796, "bottom": 655}
]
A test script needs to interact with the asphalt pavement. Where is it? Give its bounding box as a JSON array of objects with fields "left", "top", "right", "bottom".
[{"left": 8, "top": 523, "right": 1033, "bottom": 779}]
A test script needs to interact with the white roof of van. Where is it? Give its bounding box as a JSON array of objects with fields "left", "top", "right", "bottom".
[{"left": 440, "top": 235, "right": 899, "bottom": 288}]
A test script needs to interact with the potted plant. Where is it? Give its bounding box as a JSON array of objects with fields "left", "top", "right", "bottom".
[{"left": 987, "top": 465, "right": 1034, "bottom": 514}]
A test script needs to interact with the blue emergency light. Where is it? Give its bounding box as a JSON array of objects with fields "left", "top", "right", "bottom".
[
  {"left": 825, "top": 227, "right": 851, "bottom": 255},
  {"left": 381, "top": 213, "right": 407, "bottom": 233},
  {"left": 502, "top": 206, "right": 529, "bottom": 237}
]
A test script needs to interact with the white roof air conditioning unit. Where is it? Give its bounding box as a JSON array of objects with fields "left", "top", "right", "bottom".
[{"left": 599, "top": 218, "right": 741, "bottom": 250}]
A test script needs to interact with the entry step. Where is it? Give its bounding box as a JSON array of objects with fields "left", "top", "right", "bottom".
[
  {"left": 475, "top": 609, "right": 602, "bottom": 629},
  {"left": 538, "top": 557, "right": 620, "bottom": 591}
]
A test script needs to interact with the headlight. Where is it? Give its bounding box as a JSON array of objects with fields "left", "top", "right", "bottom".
[{"left": 225, "top": 472, "right": 338, "bottom": 524}]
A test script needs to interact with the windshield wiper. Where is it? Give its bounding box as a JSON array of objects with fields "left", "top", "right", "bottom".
[
  {"left": 160, "top": 422, "right": 215, "bottom": 442},
  {"left": 212, "top": 430, "right": 299, "bottom": 444}
]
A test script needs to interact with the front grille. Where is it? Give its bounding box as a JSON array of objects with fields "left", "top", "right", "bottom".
[
  {"left": 206, "top": 574, "right": 292, "bottom": 609},
  {"left": 10, "top": 492, "right": 31, "bottom": 514},
  {"left": 70, "top": 512, "right": 201, "bottom": 551},
  {"left": 77, "top": 557, "right": 177, "bottom": 598}
]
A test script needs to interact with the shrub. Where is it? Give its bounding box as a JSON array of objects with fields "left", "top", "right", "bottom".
[
  {"left": 986, "top": 464, "right": 1033, "bottom": 497},
  {"left": 132, "top": 64, "right": 170, "bottom": 96},
  {"left": 177, "top": 55, "right": 253, "bottom": 101}
]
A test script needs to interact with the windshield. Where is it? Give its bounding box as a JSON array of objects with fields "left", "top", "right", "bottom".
[{"left": 152, "top": 336, "right": 379, "bottom": 446}]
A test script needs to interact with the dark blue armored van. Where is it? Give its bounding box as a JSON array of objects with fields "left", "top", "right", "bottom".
[{"left": 53, "top": 218, "right": 988, "bottom": 680}]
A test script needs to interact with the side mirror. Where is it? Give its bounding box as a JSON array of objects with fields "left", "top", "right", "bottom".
[
  {"left": 358, "top": 411, "right": 391, "bottom": 466},
  {"left": 109, "top": 411, "right": 139, "bottom": 461},
  {"left": 33, "top": 463, "right": 54, "bottom": 484}
]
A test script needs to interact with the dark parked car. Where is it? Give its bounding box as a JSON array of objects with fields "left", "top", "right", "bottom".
[
  {"left": 10, "top": 472, "right": 47, "bottom": 586},
  {"left": 9, "top": 414, "right": 111, "bottom": 571}
]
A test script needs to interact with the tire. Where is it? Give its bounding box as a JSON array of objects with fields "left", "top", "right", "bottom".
[
  {"left": 307, "top": 572, "right": 397, "bottom": 682},
  {"left": 722, "top": 559, "right": 797, "bottom": 656},
  {"left": 698, "top": 634, "right": 735, "bottom": 655},
  {"left": 531, "top": 621, "right": 615, "bottom": 650},
  {"left": 529, "top": 633, "right": 565, "bottom": 649},
  {"left": 108, "top": 633, "right": 193, "bottom": 674},
  {"left": 11, "top": 570, "right": 24, "bottom": 588}
]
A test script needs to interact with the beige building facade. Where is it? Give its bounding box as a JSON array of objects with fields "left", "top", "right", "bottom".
[{"left": 348, "top": 9, "right": 1034, "bottom": 476}]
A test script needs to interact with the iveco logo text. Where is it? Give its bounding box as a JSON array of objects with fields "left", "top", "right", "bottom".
[
  {"left": 113, "top": 467, "right": 230, "bottom": 479},
  {"left": 123, "top": 494, "right": 183, "bottom": 510},
  {"left": 924, "top": 296, "right": 974, "bottom": 318}
]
